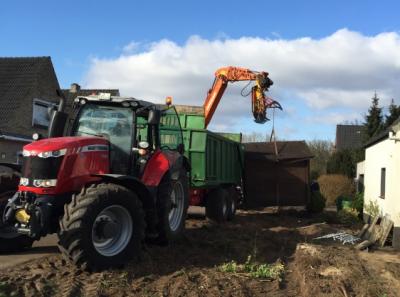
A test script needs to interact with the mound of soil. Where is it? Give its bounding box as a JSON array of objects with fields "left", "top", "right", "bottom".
[{"left": 0, "top": 208, "right": 399, "bottom": 297}]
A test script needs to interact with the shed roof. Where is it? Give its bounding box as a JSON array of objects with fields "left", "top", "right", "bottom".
[{"left": 244, "top": 141, "right": 313, "bottom": 162}]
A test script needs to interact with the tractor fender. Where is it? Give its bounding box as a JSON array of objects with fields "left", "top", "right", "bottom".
[
  {"left": 141, "top": 151, "right": 190, "bottom": 185},
  {"left": 92, "top": 174, "right": 155, "bottom": 210},
  {"left": 169, "top": 155, "right": 190, "bottom": 181}
]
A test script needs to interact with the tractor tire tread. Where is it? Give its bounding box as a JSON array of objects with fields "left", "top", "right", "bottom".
[{"left": 58, "top": 183, "right": 145, "bottom": 271}]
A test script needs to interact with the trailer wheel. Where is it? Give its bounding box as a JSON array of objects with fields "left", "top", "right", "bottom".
[
  {"left": 58, "top": 183, "right": 145, "bottom": 271},
  {"left": 227, "top": 187, "right": 238, "bottom": 221},
  {"left": 156, "top": 170, "right": 189, "bottom": 244},
  {"left": 0, "top": 172, "right": 34, "bottom": 252},
  {"left": 205, "top": 187, "right": 229, "bottom": 223}
]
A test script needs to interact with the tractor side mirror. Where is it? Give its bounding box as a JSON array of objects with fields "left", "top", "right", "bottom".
[
  {"left": 148, "top": 109, "right": 161, "bottom": 125},
  {"left": 48, "top": 111, "right": 68, "bottom": 138}
]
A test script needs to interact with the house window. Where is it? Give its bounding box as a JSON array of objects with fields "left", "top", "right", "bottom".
[
  {"left": 358, "top": 174, "right": 364, "bottom": 193},
  {"left": 1, "top": 153, "right": 5, "bottom": 160},
  {"left": 380, "top": 168, "right": 386, "bottom": 198},
  {"left": 32, "top": 99, "right": 56, "bottom": 128}
]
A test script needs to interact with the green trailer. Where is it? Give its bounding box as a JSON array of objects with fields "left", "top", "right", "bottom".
[{"left": 176, "top": 105, "right": 244, "bottom": 222}]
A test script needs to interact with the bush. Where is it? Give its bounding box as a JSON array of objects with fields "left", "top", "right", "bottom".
[
  {"left": 337, "top": 208, "right": 360, "bottom": 225},
  {"left": 351, "top": 192, "right": 364, "bottom": 215},
  {"left": 326, "top": 148, "right": 364, "bottom": 178},
  {"left": 318, "top": 174, "right": 356, "bottom": 206},
  {"left": 307, "top": 191, "right": 326, "bottom": 213},
  {"left": 364, "top": 200, "right": 380, "bottom": 219}
]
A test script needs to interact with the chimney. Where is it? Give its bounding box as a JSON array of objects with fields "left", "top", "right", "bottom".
[{"left": 70, "top": 83, "right": 81, "bottom": 93}]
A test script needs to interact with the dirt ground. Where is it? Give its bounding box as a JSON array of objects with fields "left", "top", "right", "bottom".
[{"left": 0, "top": 208, "right": 399, "bottom": 297}]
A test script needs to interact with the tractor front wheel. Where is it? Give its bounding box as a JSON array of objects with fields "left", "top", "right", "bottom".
[{"left": 58, "top": 183, "right": 145, "bottom": 271}]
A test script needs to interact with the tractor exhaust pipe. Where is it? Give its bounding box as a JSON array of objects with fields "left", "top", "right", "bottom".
[
  {"left": 56, "top": 89, "right": 66, "bottom": 112},
  {"left": 48, "top": 89, "right": 68, "bottom": 138}
]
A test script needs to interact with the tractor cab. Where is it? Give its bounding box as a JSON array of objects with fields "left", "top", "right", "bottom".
[{"left": 68, "top": 94, "right": 184, "bottom": 177}]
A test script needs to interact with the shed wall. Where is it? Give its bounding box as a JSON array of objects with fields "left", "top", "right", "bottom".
[{"left": 244, "top": 156, "right": 310, "bottom": 208}]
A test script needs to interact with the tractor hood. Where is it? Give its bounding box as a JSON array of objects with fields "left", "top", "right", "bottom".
[{"left": 23, "top": 136, "right": 109, "bottom": 155}]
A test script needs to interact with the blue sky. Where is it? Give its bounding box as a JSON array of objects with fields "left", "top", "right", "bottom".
[{"left": 2, "top": 0, "right": 400, "bottom": 141}]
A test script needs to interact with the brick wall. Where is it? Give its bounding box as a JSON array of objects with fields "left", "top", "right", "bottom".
[{"left": 0, "top": 139, "right": 26, "bottom": 164}]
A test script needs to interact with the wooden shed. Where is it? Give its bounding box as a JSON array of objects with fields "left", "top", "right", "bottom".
[{"left": 243, "top": 141, "right": 313, "bottom": 208}]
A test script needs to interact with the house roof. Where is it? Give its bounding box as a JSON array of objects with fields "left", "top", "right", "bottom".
[
  {"left": 243, "top": 141, "right": 314, "bottom": 162},
  {"left": 335, "top": 124, "right": 364, "bottom": 150},
  {"left": 0, "top": 57, "right": 60, "bottom": 136},
  {"left": 364, "top": 117, "right": 400, "bottom": 148}
]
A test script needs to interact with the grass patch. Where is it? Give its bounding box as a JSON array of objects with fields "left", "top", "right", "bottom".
[{"left": 219, "top": 256, "right": 285, "bottom": 281}]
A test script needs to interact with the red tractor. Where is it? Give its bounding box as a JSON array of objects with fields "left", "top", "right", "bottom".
[{"left": 0, "top": 93, "right": 190, "bottom": 270}]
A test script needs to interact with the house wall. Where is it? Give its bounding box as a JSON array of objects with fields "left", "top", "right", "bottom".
[
  {"left": 0, "top": 139, "right": 26, "bottom": 164},
  {"left": 364, "top": 138, "right": 400, "bottom": 249}
]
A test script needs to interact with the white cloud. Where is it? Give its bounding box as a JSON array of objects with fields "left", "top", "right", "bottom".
[
  {"left": 122, "top": 41, "right": 141, "bottom": 54},
  {"left": 306, "top": 111, "right": 363, "bottom": 125},
  {"left": 84, "top": 29, "right": 400, "bottom": 132}
]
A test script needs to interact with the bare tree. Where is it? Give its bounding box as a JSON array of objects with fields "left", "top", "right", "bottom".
[
  {"left": 307, "top": 139, "right": 334, "bottom": 179},
  {"left": 242, "top": 132, "right": 270, "bottom": 143}
]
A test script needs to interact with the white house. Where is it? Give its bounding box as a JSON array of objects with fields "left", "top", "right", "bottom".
[{"left": 356, "top": 120, "right": 400, "bottom": 249}]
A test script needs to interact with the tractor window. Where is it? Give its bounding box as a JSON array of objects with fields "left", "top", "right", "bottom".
[
  {"left": 136, "top": 116, "right": 148, "bottom": 143},
  {"left": 159, "top": 107, "right": 183, "bottom": 150},
  {"left": 73, "top": 104, "right": 133, "bottom": 174}
]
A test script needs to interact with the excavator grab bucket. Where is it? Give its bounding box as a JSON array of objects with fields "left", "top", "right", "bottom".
[{"left": 251, "top": 73, "right": 282, "bottom": 124}]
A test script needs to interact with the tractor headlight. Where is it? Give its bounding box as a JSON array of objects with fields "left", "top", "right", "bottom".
[
  {"left": 22, "top": 150, "right": 31, "bottom": 157},
  {"left": 33, "top": 179, "right": 57, "bottom": 188},
  {"left": 38, "top": 149, "right": 67, "bottom": 158},
  {"left": 19, "top": 177, "right": 29, "bottom": 186}
]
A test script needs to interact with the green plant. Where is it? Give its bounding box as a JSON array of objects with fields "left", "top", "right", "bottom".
[
  {"left": 219, "top": 256, "right": 285, "bottom": 281},
  {"left": 307, "top": 191, "right": 326, "bottom": 213},
  {"left": 219, "top": 260, "right": 238, "bottom": 273},
  {"left": 249, "top": 262, "right": 285, "bottom": 280},
  {"left": 364, "top": 200, "right": 380, "bottom": 219},
  {"left": 326, "top": 148, "right": 364, "bottom": 178},
  {"left": 41, "top": 280, "right": 56, "bottom": 297},
  {"left": 337, "top": 208, "right": 360, "bottom": 225},
  {"left": 351, "top": 192, "right": 364, "bottom": 215},
  {"left": 0, "top": 282, "right": 11, "bottom": 297}
]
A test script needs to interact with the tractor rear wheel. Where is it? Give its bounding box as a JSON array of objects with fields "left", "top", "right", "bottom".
[
  {"left": 0, "top": 172, "right": 34, "bottom": 252},
  {"left": 205, "top": 187, "right": 229, "bottom": 223},
  {"left": 58, "top": 183, "right": 145, "bottom": 271},
  {"left": 156, "top": 170, "right": 189, "bottom": 244}
]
